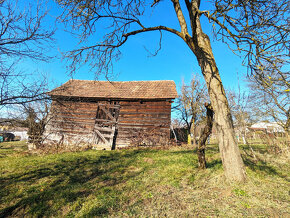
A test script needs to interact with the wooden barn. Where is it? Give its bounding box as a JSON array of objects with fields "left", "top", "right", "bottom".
[{"left": 44, "top": 80, "right": 178, "bottom": 149}]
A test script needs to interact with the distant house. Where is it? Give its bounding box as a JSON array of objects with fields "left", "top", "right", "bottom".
[
  {"left": 44, "top": 80, "right": 178, "bottom": 149},
  {"left": 0, "top": 124, "right": 28, "bottom": 141},
  {"left": 249, "top": 122, "right": 285, "bottom": 133},
  {"left": 10, "top": 127, "right": 28, "bottom": 141}
]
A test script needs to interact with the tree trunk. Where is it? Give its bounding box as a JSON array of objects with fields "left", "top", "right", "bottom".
[
  {"left": 200, "top": 56, "right": 246, "bottom": 181},
  {"left": 189, "top": 33, "right": 246, "bottom": 182},
  {"left": 197, "top": 147, "right": 206, "bottom": 169},
  {"left": 191, "top": 118, "right": 197, "bottom": 146},
  {"left": 170, "top": 0, "right": 246, "bottom": 181},
  {"left": 204, "top": 62, "right": 246, "bottom": 181},
  {"left": 197, "top": 103, "right": 214, "bottom": 169}
]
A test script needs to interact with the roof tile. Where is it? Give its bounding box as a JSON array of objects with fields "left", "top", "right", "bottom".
[{"left": 48, "top": 80, "right": 178, "bottom": 99}]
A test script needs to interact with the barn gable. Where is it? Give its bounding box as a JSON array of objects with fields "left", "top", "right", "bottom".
[{"left": 44, "top": 80, "right": 178, "bottom": 149}]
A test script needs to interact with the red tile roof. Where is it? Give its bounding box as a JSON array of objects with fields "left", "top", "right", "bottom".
[{"left": 48, "top": 80, "right": 178, "bottom": 99}]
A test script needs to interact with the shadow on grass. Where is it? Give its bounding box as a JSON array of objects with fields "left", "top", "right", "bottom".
[
  {"left": 172, "top": 144, "right": 288, "bottom": 182},
  {"left": 206, "top": 159, "right": 223, "bottom": 170},
  {"left": 240, "top": 144, "right": 268, "bottom": 154},
  {"left": 242, "top": 155, "right": 289, "bottom": 182},
  {"left": 171, "top": 144, "right": 219, "bottom": 155},
  {"left": 171, "top": 146, "right": 222, "bottom": 170},
  {"left": 0, "top": 146, "right": 14, "bottom": 150},
  {"left": 0, "top": 150, "right": 147, "bottom": 217},
  {"left": 169, "top": 149, "right": 195, "bottom": 155}
]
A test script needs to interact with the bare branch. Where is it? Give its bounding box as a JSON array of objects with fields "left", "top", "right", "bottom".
[
  {"left": 247, "top": 64, "right": 289, "bottom": 131},
  {"left": 204, "top": 0, "right": 289, "bottom": 75},
  {"left": 0, "top": 0, "right": 55, "bottom": 115},
  {"left": 171, "top": 0, "right": 189, "bottom": 36}
]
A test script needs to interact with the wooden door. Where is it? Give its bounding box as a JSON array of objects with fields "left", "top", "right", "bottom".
[{"left": 93, "top": 102, "right": 120, "bottom": 148}]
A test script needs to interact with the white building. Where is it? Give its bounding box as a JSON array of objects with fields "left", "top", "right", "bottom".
[
  {"left": 250, "top": 122, "right": 285, "bottom": 133},
  {"left": 11, "top": 130, "right": 28, "bottom": 141}
]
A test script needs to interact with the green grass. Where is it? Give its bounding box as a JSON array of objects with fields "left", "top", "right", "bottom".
[{"left": 0, "top": 141, "right": 289, "bottom": 217}]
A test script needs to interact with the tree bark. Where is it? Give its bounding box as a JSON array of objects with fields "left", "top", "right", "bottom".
[
  {"left": 168, "top": 0, "right": 246, "bottom": 181},
  {"left": 186, "top": 19, "right": 246, "bottom": 181},
  {"left": 196, "top": 44, "right": 246, "bottom": 181},
  {"left": 197, "top": 103, "right": 214, "bottom": 169},
  {"left": 190, "top": 117, "right": 196, "bottom": 146}
]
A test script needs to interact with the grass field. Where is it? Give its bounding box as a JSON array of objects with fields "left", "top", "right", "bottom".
[{"left": 0, "top": 141, "right": 289, "bottom": 217}]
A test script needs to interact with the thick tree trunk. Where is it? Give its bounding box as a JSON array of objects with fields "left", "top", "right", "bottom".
[
  {"left": 171, "top": 0, "right": 246, "bottom": 181},
  {"left": 203, "top": 60, "right": 246, "bottom": 181},
  {"left": 197, "top": 103, "right": 214, "bottom": 169},
  {"left": 201, "top": 57, "right": 246, "bottom": 181},
  {"left": 190, "top": 34, "right": 246, "bottom": 182}
]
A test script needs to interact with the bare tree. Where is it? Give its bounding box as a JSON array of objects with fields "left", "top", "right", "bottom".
[
  {"left": 175, "top": 76, "right": 207, "bottom": 146},
  {"left": 247, "top": 65, "right": 289, "bottom": 134},
  {"left": 0, "top": 0, "right": 55, "bottom": 115},
  {"left": 23, "top": 100, "right": 51, "bottom": 147},
  {"left": 57, "top": 0, "right": 289, "bottom": 181},
  {"left": 227, "top": 87, "right": 256, "bottom": 144}
]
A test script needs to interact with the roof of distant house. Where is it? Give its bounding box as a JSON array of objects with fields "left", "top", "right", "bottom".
[
  {"left": 48, "top": 80, "right": 178, "bottom": 100},
  {"left": 250, "top": 122, "right": 284, "bottom": 132}
]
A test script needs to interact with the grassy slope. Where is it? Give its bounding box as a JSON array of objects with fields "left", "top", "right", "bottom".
[{"left": 0, "top": 141, "right": 289, "bottom": 217}]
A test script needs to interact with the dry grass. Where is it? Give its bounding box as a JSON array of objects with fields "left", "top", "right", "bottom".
[{"left": 0, "top": 141, "right": 289, "bottom": 217}]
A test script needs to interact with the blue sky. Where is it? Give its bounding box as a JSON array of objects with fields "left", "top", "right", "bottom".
[{"left": 20, "top": 0, "right": 248, "bottom": 94}]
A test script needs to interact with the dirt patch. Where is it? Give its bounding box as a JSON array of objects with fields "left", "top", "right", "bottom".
[
  {"left": 143, "top": 157, "right": 154, "bottom": 164},
  {"left": 127, "top": 166, "right": 143, "bottom": 173}
]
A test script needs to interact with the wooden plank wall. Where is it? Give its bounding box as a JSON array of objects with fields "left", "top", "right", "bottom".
[
  {"left": 49, "top": 100, "right": 99, "bottom": 134},
  {"left": 117, "top": 101, "right": 171, "bottom": 146},
  {"left": 45, "top": 99, "right": 172, "bottom": 147},
  {"left": 44, "top": 100, "right": 101, "bottom": 145}
]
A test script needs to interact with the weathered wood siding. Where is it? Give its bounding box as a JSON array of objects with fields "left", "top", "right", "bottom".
[
  {"left": 49, "top": 100, "right": 99, "bottom": 134},
  {"left": 45, "top": 98, "right": 172, "bottom": 148},
  {"left": 117, "top": 101, "right": 171, "bottom": 146},
  {"left": 44, "top": 99, "right": 100, "bottom": 146}
]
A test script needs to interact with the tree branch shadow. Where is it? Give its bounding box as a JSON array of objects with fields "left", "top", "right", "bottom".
[
  {"left": 0, "top": 150, "right": 146, "bottom": 217},
  {"left": 242, "top": 155, "right": 289, "bottom": 182}
]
